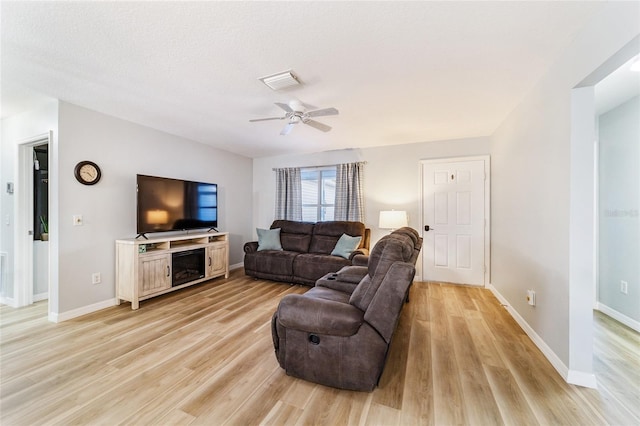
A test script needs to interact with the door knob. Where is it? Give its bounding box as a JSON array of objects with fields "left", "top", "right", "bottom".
[{"left": 424, "top": 225, "right": 433, "bottom": 232}]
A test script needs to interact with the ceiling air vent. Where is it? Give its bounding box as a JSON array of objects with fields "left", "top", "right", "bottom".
[{"left": 258, "top": 70, "right": 301, "bottom": 90}]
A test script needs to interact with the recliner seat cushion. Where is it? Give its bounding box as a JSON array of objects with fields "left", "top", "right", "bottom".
[
  {"left": 303, "top": 286, "right": 352, "bottom": 304},
  {"left": 244, "top": 250, "right": 298, "bottom": 277},
  {"left": 293, "top": 253, "right": 351, "bottom": 285}
]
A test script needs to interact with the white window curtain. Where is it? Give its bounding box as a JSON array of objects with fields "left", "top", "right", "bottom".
[
  {"left": 334, "top": 162, "right": 365, "bottom": 222},
  {"left": 274, "top": 167, "right": 302, "bottom": 221}
]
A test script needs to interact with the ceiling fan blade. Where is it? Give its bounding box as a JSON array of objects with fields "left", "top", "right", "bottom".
[
  {"left": 249, "top": 116, "right": 284, "bottom": 122},
  {"left": 280, "top": 122, "right": 295, "bottom": 135},
  {"left": 306, "top": 107, "right": 339, "bottom": 118},
  {"left": 304, "top": 119, "right": 332, "bottom": 132},
  {"left": 275, "top": 102, "right": 293, "bottom": 113}
]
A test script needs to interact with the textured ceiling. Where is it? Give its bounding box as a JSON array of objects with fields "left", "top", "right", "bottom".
[{"left": 2, "top": 1, "right": 606, "bottom": 158}]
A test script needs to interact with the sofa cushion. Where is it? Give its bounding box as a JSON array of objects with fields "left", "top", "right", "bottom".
[
  {"left": 309, "top": 221, "right": 366, "bottom": 254},
  {"left": 331, "top": 234, "right": 362, "bottom": 259},
  {"left": 257, "top": 228, "right": 283, "bottom": 251},
  {"left": 293, "top": 253, "right": 351, "bottom": 285},
  {"left": 303, "top": 286, "right": 352, "bottom": 304},
  {"left": 272, "top": 220, "right": 314, "bottom": 252},
  {"left": 244, "top": 250, "right": 298, "bottom": 277}
]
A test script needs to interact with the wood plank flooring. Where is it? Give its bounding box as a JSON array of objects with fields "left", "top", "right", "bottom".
[{"left": 1, "top": 270, "right": 638, "bottom": 425}]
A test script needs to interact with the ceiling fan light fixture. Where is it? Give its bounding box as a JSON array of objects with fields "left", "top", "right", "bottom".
[{"left": 258, "top": 70, "right": 301, "bottom": 90}]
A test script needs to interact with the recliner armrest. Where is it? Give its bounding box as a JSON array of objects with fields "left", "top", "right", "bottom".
[
  {"left": 349, "top": 248, "right": 369, "bottom": 261},
  {"left": 351, "top": 254, "right": 369, "bottom": 266},
  {"left": 243, "top": 241, "right": 259, "bottom": 253},
  {"left": 277, "top": 294, "right": 364, "bottom": 336}
]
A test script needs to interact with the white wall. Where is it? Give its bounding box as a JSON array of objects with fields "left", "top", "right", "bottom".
[
  {"left": 253, "top": 136, "right": 490, "bottom": 278},
  {"left": 490, "top": 1, "right": 639, "bottom": 384},
  {"left": 1, "top": 99, "right": 59, "bottom": 305},
  {"left": 55, "top": 102, "right": 253, "bottom": 314},
  {"left": 33, "top": 241, "right": 48, "bottom": 298},
  {"left": 598, "top": 96, "right": 639, "bottom": 323}
]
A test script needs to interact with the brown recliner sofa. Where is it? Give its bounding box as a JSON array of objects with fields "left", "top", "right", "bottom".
[
  {"left": 316, "top": 227, "right": 422, "bottom": 295},
  {"left": 271, "top": 227, "right": 423, "bottom": 391},
  {"left": 244, "top": 220, "right": 370, "bottom": 286}
]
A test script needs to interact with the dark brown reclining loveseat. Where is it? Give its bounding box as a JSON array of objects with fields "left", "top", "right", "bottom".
[
  {"left": 271, "top": 227, "right": 423, "bottom": 391},
  {"left": 243, "top": 220, "right": 370, "bottom": 286}
]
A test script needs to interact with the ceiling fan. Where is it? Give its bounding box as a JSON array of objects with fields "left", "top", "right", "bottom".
[{"left": 250, "top": 100, "right": 339, "bottom": 135}]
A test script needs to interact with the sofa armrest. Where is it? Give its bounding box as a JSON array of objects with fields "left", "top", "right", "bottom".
[
  {"left": 351, "top": 254, "right": 369, "bottom": 266},
  {"left": 277, "top": 294, "right": 364, "bottom": 336},
  {"left": 349, "top": 248, "right": 369, "bottom": 261},
  {"left": 244, "top": 241, "right": 259, "bottom": 253}
]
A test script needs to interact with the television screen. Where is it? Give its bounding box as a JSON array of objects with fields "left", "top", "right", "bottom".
[{"left": 137, "top": 174, "right": 218, "bottom": 235}]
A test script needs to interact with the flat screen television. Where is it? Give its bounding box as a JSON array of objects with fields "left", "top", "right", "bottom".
[{"left": 136, "top": 174, "right": 218, "bottom": 236}]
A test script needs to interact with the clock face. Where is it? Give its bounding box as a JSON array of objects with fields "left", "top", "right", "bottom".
[{"left": 74, "top": 161, "right": 101, "bottom": 185}]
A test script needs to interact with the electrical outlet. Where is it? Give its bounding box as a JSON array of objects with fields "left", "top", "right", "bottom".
[
  {"left": 92, "top": 272, "right": 101, "bottom": 284},
  {"left": 527, "top": 289, "right": 536, "bottom": 306},
  {"left": 620, "top": 280, "right": 628, "bottom": 295},
  {"left": 73, "top": 215, "right": 83, "bottom": 226}
]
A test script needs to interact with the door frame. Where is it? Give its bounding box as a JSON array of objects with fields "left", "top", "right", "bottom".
[
  {"left": 14, "top": 132, "right": 51, "bottom": 308},
  {"left": 420, "top": 155, "right": 491, "bottom": 286}
]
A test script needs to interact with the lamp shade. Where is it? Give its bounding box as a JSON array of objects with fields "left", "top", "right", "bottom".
[
  {"left": 379, "top": 210, "right": 408, "bottom": 229},
  {"left": 147, "top": 209, "right": 169, "bottom": 225}
]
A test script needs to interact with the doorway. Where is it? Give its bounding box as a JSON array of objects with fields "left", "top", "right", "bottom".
[
  {"left": 595, "top": 56, "right": 639, "bottom": 331},
  {"left": 421, "top": 156, "right": 490, "bottom": 286},
  {"left": 567, "top": 36, "right": 639, "bottom": 388},
  {"left": 33, "top": 143, "right": 49, "bottom": 301},
  {"left": 14, "top": 133, "right": 51, "bottom": 309}
]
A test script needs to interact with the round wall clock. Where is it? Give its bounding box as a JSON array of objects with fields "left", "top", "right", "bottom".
[{"left": 74, "top": 161, "right": 102, "bottom": 185}]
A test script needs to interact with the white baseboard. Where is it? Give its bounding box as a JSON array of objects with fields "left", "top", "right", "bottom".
[
  {"left": 597, "top": 303, "right": 640, "bottom": 332},
  {"left": 33, "top": 292, "right": 48, "bottom": 302},
  {"left": 48, "top": 265, "right": 245, "bottom": 323},
  {"left": 567, "top": 369, "right": 598, "bottom": 388},
  {"left": 0, "top": 296, "right": 16, "bottom": 307},
  {"left": 488, "top": 284, "right": 597, "bottom": 389},
  {"left": 49, "top": 298, "right": 118, "bottom": 323}
]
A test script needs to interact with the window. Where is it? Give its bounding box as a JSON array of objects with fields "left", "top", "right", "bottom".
[
  {"left": 196, "top": 183, "right": 217, "bottom": 222},
  {"left": 301, "top": 167, "right": 336, "bottom": 222}
]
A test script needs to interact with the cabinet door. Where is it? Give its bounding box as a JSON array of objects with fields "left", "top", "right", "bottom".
[
  {"left": 207, "top": 245, "right": 227, "bottom": 277},
  {"left": 139, "top": 253, "right": 172, "bottom": 296}
]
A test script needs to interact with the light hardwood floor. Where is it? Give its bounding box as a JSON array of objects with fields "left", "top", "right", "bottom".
[{"left": 1, "top": 270, "right": 638, "bottom": 425}]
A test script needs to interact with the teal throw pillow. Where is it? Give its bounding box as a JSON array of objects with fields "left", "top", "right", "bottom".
[
  {"left": 331, "top": 234, "right": 362, "bottom": 259},
  {"left": 257, "top": 228, "right": 283, "bottom": 251}
]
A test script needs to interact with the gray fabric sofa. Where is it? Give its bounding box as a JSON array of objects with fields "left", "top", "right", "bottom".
[
  {"left": 271, "top": 227, "right": 423, "bottom": 391},
  {"left": 243, "top": 220, "right": 370, "bottom": 286}
]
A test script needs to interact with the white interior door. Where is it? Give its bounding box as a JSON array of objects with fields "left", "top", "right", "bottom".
[{"left": 422, "top": 158, "right": 488, "bottom": 285}]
